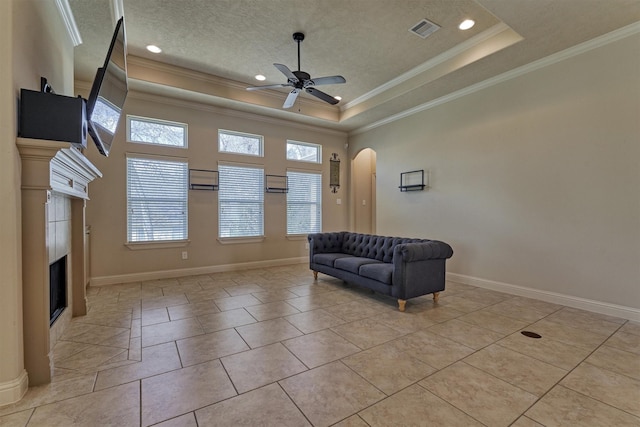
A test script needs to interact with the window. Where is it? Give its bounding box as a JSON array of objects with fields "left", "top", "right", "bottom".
[
  {"left": 126, "top": 156, "right": 188, "bottom": 242},
  {"left": 287, "top": 170, "right": 322, "bottom": 234},
  {"left": 127, "top": 116, "right": 187, "bottom": 147},
  {"left": 218, "top": 164, "right": 264, "bottom": 238},
  {"left": 287, "top": 140, "right": 321, "bottom": 163},
  {"left": 219, "top": 130, "right": 263, "bottom": 157}
]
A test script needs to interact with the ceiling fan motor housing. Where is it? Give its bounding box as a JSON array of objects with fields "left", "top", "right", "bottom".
[{"left": 292, "top": 71, "right": 311, "bottom": 87}]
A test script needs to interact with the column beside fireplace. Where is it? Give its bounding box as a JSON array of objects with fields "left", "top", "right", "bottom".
[{"left": 17, "top": 138, "right": 101, "bottom": 385}]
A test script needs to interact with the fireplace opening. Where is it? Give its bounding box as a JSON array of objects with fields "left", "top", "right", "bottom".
[{"left": 50, "top": 255, "right": 67, "bottom": 326}]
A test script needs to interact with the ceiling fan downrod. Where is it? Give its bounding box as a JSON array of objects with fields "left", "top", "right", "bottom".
[{"left": 293, "top": 32, "right": 304, "bottom": 72}]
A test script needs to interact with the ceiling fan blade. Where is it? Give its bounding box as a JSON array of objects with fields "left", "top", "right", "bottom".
[
  {"left": 283, "top": 88, "right": 301, "bottom": 109},
  {"left": 274, "top": 63, "right": 298, "bottom": 83},
  {"left": 308, "top": 75, "right": 346, "bottom": 86},
  {"left": 305, "top": 87, "right": 339, "bottom": 105},
  {"left": 246, "top": 83, "right": 292, "bottom": 91}
]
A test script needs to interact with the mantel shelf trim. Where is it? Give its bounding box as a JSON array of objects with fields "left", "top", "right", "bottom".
[{"left": 16, "top": 137, "right": 102, "bottom": 199}]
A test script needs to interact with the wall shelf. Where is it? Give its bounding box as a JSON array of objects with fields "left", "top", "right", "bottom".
[
  {"left": 265, "top": 174, "right": 288, "bottom": 193},
  {"left": 189, "top": 169, "right": 218, "bottom": 191},
  {"left": 399, "top": 169, "right": 427, "bottom": 192}
]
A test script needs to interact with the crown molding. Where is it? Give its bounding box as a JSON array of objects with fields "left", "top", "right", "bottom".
[
  {"left": 351, "top": 21, "right": 640, "bottom": 136},
  {"left": 122, "top": 85, "right": 348, "bottom": 138},
  {"left": 342, "top": 23, "right": 518, "bottom": 111},
  {"left": 110, "top": 0, "right": 125, "bottom": 26},
  {"left": 126, "top": 55, "right": 340, "bottom": 115},
  {"left": 54, "top": 0, "right": 82, "bottom": 46}
]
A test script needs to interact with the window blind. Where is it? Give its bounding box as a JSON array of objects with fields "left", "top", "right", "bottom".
[
  {"left": 127, "top": 157, "right": 188, "bottom": 242},
  {"left": 219, "top": 164, "right": 264, "bottom": 238},
  {"left": 287, "top": 171, "right": 322, "bottom": 234}
]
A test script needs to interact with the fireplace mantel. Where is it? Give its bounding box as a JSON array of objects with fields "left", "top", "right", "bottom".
[
  {"left": 17, "top": 137, "right": 101, "bottom": 385},
  {"left": 17, "top": 138, "right": 102, "bottom": 198}
]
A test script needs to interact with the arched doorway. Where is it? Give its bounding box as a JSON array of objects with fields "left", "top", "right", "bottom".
[{"left": 351, "top": 148, "right": 377, "bottom": 234}]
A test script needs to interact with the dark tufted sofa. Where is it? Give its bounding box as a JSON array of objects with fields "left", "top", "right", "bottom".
[{"left": 307, "top": 232, "right": 453, "bottom": 311}]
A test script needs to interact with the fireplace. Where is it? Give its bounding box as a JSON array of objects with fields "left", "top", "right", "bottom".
[
  {"left": 17, "top": 138, "right": 102, "bottom": 385},
  {"left": 49, "top": 255, "right": 67, "bottom": 326}
]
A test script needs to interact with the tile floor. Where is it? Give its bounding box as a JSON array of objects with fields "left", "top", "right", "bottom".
[{"left": 1, "top": 264, "right": 639, "bottom": 426}]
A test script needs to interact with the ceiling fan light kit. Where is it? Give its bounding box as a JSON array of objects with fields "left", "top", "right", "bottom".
[{"left": 247, "top": 32, "right": 346, "bottom": 109}]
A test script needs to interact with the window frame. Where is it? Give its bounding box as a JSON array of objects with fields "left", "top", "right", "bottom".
[
  {"left": 218, "top": 129, "right": 264, "bottom": 157},
  {"left": 126, "top": 115, "right": 188, "bottom": 148},
  {"left": 286, "top": 140, "right": 322, "bottom": 164},
  {"left": 125, "top": 154, "right": 189, "bottom": 246}
]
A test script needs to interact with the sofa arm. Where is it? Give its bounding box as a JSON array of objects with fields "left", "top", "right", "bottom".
[
  {"left": 394, "top": 241, "right": 453, "bottom": 262},
  {"left": 392, "top": 241, "right": 453, "bottom": 300}
]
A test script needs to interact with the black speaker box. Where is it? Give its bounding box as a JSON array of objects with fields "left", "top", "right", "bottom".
[{"left": 19, "top": 89, "right": 87, "bottom": 149}]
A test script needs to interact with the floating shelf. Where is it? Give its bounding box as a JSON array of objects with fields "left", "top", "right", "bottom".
[
  {"left": 189, "top": 169, "right": 218, "bottom": 191},
  {"left": 399, "top": 169, "right": 427, "bottom": 192},
  {"left": 265, "top": 174, "right": 288, "bottom": 193}
]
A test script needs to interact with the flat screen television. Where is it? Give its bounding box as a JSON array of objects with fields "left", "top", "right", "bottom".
[{"left": 86, "top": 16, "right": 128, "bottom": 156}]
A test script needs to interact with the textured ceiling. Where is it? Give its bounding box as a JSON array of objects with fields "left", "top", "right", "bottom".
[{"left": 69, "top": 0, "right": 640, "bottom": 132}]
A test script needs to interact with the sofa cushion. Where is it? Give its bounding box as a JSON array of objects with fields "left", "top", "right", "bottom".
[
  {"left": 313, "top": 253, "right": 353, "bottom": 267},
  {"left": 359, "top": 263, "right": 393, "bottom": 285},
  {"left": 334, "top": 257, "right": 381, "bottom": 274}
]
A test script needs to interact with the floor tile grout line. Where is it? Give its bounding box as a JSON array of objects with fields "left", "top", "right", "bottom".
[
  {"left": 16, "top": 267, "right": 638, "bottom": 425},
  {"left": 413, "top": 380, "right": 489, "bottom": 426},
  {"left": 504, "top": 319, "right": 632, "bottom": 423},
  {"left": 275, "top": 380, "right": 316, "bottom": 427},
  {"left": 138, "top": 379, "right": 142, "bottom": 427}
]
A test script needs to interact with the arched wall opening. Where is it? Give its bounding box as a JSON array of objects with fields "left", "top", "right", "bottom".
[{"left": 350, "top": 148, "right": 377, "bottom": 234}]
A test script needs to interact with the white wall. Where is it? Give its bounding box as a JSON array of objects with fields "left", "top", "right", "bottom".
[
  {"left": 349, "top": 32, "right": 640, "bottom": 313},
  {"left": 84, "top": 92, "right": 349, "bottom": 282}
]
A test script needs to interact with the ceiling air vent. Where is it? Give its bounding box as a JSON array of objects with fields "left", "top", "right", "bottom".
[{"left": 409, "top": 18, "right": 440, "bottom": 39}]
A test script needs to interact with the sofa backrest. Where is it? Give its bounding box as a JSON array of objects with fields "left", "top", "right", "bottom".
[{"left": 341, "top": 233, "right": 425, "bottom": 263}]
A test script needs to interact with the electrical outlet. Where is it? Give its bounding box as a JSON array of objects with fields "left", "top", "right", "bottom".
[
  {"left": 336, "top": 198, "right": 342, "bottom": 205},
  {"left": 181, "top": 251, "right": 188, "bottom": 260}
]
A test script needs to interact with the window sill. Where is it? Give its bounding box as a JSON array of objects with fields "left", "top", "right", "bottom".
[
  {"left": 125, "top": 240, "right": 190, "bottom": 250},
  {"left": 286, "top": 234, "right": 308, "bottom": 241},
  {"left": 217, "top": 236, "right": 265, "bottom": 245}
]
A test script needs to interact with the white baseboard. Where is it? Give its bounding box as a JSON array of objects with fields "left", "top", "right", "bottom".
[
  {"left": 0, "top": 370, "right": 28, "bottom": 406},
  {"left": 447, "top": 272, "right": 640, "bottom": 322},
  {"left": 90, "top": 257, "right": 308, "bottom": 287}
]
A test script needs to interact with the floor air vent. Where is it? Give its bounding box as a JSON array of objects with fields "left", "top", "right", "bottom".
[{"left": 409, "top": 19, "right": 440, "bottom": 39}]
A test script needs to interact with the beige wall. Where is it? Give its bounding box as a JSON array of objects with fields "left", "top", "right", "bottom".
[
  {"left": 349, "top": 32, "right": 640, "bottom": 311},
  {"left": 0, "top": 0, "right": 23, "bottom": 403},
  {"left": 83, "top": 93, "right": 349, "bottom": 281},
  {"left": 1, "top": 0, "right": 74, "bottom": 403},
  {"left": 352, "top": 148, "right": 376, "bottom": 234}
]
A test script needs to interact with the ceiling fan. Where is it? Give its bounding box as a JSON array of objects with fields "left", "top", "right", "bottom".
[{"left": 246, "top": 32, "right": 346, "bottom": 109}]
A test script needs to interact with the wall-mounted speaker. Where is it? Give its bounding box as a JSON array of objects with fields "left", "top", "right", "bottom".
[{"left": 19, "top": 89, "right": 87, "bottom": 149}]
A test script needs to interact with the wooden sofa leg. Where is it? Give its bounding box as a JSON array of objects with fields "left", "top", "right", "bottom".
[
  {"left": 398, "top": 299, "right": 407, "bottom": 312},
  {"left": 313, "top": 271, "right": 318, "bottom": 280},
  {"left": 433, "top": 292, "right": 440, "bottom": 303}
]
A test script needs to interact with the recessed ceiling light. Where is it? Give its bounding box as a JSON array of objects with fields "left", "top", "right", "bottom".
[
  {"left": 459, "top": 19, "right": 475, "bottom": 30},
  {"left": 255, "top": 74, "right": 266, "bottom": 81},
  {"left": 334, "top": 96, "right": 342, "bottom": 101},
  {"left": 146, "top": 44, "right": 162, "bottom": 53}
]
